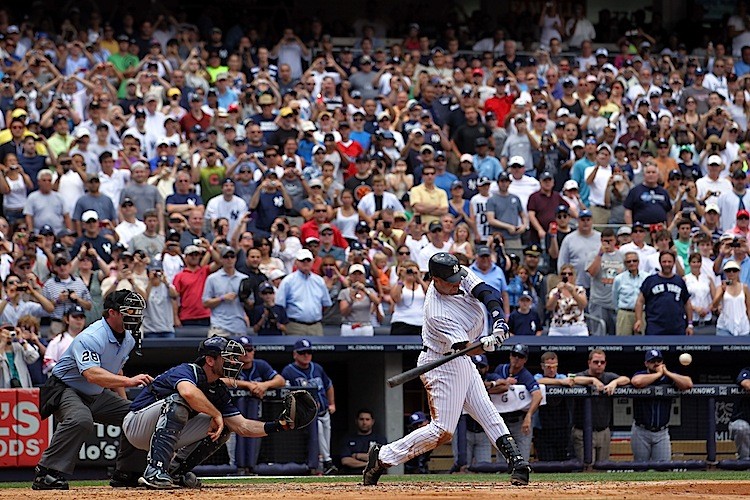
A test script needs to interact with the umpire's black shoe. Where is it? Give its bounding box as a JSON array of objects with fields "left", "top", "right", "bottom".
[
  {"left": 32, "top": 466, "right": 69, "bottom": 490},
  {"left": 362, "top": 443, "right": 387, "bottom": 486},
  {"left": 109, "top": 469, "right": 141, "bottom": 488}
]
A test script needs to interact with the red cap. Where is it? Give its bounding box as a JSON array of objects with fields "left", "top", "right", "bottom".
[
  {"left": 472, "top": 68, "right": 483, "bottom": 76},
  {"left": 738, "top": 210, "right": 750, "bottom": 219}
]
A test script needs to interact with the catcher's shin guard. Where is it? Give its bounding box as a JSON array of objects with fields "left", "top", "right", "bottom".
[
  {"left": 171, "top": 427, "right": 231, "bottom": 477},
  {"left": 147, "top": 394, "right": 190, "bottom": 471},
  {"left": 496, "top": 434, "right": 530, "bottom": 486}
]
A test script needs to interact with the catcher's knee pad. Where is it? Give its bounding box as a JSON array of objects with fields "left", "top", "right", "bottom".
[
  {"left": 148, "top": 394, "right": 191, "bottom": 469},
  {"left": 155, "top": 394, "right": 190, "bottom": 435}
]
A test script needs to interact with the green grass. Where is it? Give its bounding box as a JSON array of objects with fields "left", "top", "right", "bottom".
[{"left": 3, "top": 470, "right": 750, "bottom": 488}]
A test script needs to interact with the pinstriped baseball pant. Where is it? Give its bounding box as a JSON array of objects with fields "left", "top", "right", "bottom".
[{"left": 379, "top": 352, "right": 510, "bottom": 466}]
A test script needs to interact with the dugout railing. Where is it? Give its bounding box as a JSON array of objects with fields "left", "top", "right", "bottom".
[{"left": 448, "top": 384, "right": 750, "bottom": 474}]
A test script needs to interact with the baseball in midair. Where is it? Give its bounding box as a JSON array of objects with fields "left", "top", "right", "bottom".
[{"left": 679, "top": 353, "right": 692, "bottom": 366}]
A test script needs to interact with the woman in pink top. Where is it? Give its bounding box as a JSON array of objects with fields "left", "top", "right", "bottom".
[{"left": 43, "top": 307, "right": 87, "bottom": 375}]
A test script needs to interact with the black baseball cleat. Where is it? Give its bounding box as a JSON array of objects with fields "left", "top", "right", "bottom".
[
  {"left": 138, "top": 466, "right": 177, "bottom": 490},
  {"left": 32, "top": 466, "right": 69, "bottom": 490},
  {"left": 323, "top": 461, "right": 338, "bottom": 476},
  {"left": 509, "top": 462, "right": 531, "bottom": 486},
  {"left": 496, "top": 434, "right": 531, "bottom": 486},
  {"left": 362, "top": 443, "right": 387, "bottom": 486},
  {"left": 109, "top": 469, "right": 142, "bottom": 488}
]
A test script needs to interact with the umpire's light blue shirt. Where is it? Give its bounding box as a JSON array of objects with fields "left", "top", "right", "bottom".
[
  {"left": 275, "top": 270, "right": 332, "bottom": 323},
  {"left": 51, "top": 318, "right": 135, "bottom": 396},
  {"left": 202, "top": 268, "right": 248, "bottom": 333}
]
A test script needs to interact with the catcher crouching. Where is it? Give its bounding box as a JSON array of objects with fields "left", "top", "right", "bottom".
[{"left": 122, "top": 337, "right": 316, "bottom": 489}]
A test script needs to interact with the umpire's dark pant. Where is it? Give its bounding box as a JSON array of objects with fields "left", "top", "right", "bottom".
[{"left": 39, "top": 387, "right": 144, "bottom": 475}]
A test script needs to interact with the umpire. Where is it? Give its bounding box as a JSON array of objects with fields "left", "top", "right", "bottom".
[{"left": 33, "top": 290, "right": 152, "bottom": 490}]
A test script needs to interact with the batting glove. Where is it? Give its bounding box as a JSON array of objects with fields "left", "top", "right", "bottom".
[
  {"left": 492, "top": 319, "right": 511, "bottom": 342},
  {"left": 480, "top": 335, "right": 499, "bottom": 352}
]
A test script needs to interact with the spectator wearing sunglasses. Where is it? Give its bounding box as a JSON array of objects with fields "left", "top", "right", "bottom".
[
  {"left": 546, "top": 264, "right": 589, "bottom": 336},
  {"left": 571, "top": 349, "right": 631, "bottom": 464},
  {"left": 275, "top": 249, "right": 332, "bottom": 336},
  {"left": 613, "top": 252, "right": 649, "bottom": 335}
]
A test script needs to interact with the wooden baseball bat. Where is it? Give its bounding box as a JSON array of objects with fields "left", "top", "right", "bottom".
[{"left": 387, "top": 340, "right": 484, "bottom": 388}]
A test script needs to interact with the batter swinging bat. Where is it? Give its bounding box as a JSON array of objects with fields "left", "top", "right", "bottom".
[{"left": 387, "top": 340, "right": 484, "bottom": 387}]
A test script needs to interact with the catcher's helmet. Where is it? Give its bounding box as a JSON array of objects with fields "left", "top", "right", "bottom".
[
  {"left": 429, "top": 252, "right": 467, "bottom": 283},
  {"left": 197, "top": 337, "right": 245, "bottom": 379}
]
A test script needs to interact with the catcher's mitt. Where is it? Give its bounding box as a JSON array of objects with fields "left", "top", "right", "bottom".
[{"left": 278, "top": 390, "right": 317, "bottom": 430}]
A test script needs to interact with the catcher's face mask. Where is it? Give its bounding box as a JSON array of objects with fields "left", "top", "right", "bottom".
[{"left": 220, "top": 339, "right": 245, "bottom": 379}]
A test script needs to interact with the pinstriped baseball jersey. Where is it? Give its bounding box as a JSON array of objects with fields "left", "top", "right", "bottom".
[
  {"left": 422, "top": 267, "right": 485, "bottom": 354},
  {"left": 378, "top": 266, "right": 511, "bottom": 468}
]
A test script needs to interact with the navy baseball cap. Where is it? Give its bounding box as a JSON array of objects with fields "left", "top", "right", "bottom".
[
  {"left": 428, "top": 252, "right": 467, "bottom": 283},
  {"left": 472, "top": 354, "right": 489, "bottom": 368},
  {"left": 579, "top": 209, "right": 593, "bottom": 218},
  {"left": 511, "top": 344, "right": 529, "bottom": 358},
  {"left": 40, "top": 224, "right": 55, "bottom": 236},
  {"left": 476, "top": 245, "right": 491, "bottom": 256},
  {"left": 294, "top": 338, "right": 313, "bottom": 353},
  {"left": 64, "top": 305, "right": 86, "bottom": 317},
  {"left": 645, "top": 349, "right": 663, "bottom": 362},
  {"left": 519, "top": 290, "right": 533, "bottom": 301},
  {"left": 556, "top": 204, "right": 570, "bottom": 214},
  {"left": 409, "top": 411, "right": 428, "bottom": 426},
  {"left": 236, "top": 335, "right": 253, "bottom": 349}
]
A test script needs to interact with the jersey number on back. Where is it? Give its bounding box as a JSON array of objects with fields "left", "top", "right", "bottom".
[{"left": 81, "top": 351, "right": 101, "bottom": 363}]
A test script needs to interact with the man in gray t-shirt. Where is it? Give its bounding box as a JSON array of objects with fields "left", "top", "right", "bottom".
[
  {"left": 585, "top": 229, "right": 624, "bottom": 336},
  {"left": 120, "top": 162, "right": 164, "bottom": 228},
  {"left": 485, "top": 172, "right": 527, "bottom": 250},
  {"left": 557, "top": 211, "right": 601, "bottom": 289},
  {"left": 24, "top": 171, "right": 70, "bottom": 234}
]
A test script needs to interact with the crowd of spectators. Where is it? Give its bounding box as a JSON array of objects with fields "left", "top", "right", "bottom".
[{"left": 4, "top": 1, "right": 750, "bottom": 380}]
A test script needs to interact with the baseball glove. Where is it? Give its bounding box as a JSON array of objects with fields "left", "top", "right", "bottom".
[{"left": 278, "top": 390, "right": 317, "bottom": 430}]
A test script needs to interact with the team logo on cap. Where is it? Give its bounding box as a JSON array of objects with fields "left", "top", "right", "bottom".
[{"left": 453, "top": 264, "right": 460, "bottom": 274}]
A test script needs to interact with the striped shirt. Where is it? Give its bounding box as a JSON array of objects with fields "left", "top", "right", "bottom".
[
  {"left": 422, "top": 267, "right": 486, "bottom": 354},
  {"left": 42, "top": 275, "right": 92, "bottom": 320}
]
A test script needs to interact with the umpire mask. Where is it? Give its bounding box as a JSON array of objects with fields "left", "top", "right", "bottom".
[
  {"left": 105, "top": 289, "right": 147, "bottom": 336},
  {"left": 119, "top": 291, "right": 147, "bottom": 334}
]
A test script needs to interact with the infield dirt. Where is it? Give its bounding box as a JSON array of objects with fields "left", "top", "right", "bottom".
[{"left": 3, "top": 480, "right": 750, "bottom": 499}]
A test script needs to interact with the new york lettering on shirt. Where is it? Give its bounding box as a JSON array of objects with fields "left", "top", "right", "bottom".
[{"left": 648, "top": 282, "right": 684, "bottom": 300}]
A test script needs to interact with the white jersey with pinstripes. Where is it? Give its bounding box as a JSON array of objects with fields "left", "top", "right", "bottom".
[
  {"left": 378, "top": 266, "right": 510, "bottom": 467},
  {"left": 421, "top": 267, "right": 485, "bottom": 355}
]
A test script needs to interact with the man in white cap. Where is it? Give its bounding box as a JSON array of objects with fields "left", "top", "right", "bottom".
[
  {"left": 275, "top": 249, "right": 332, "bottom": 335},
  {"left": 696, "top": 155, "right": 732, "bottom": 204},
  {"left": 506, "top": 156, "right": 540, "bottom": 213}
]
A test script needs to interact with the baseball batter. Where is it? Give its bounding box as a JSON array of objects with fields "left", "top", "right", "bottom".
[{"left": 363, "top": 252, "right": 530, "bottom": 486}]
